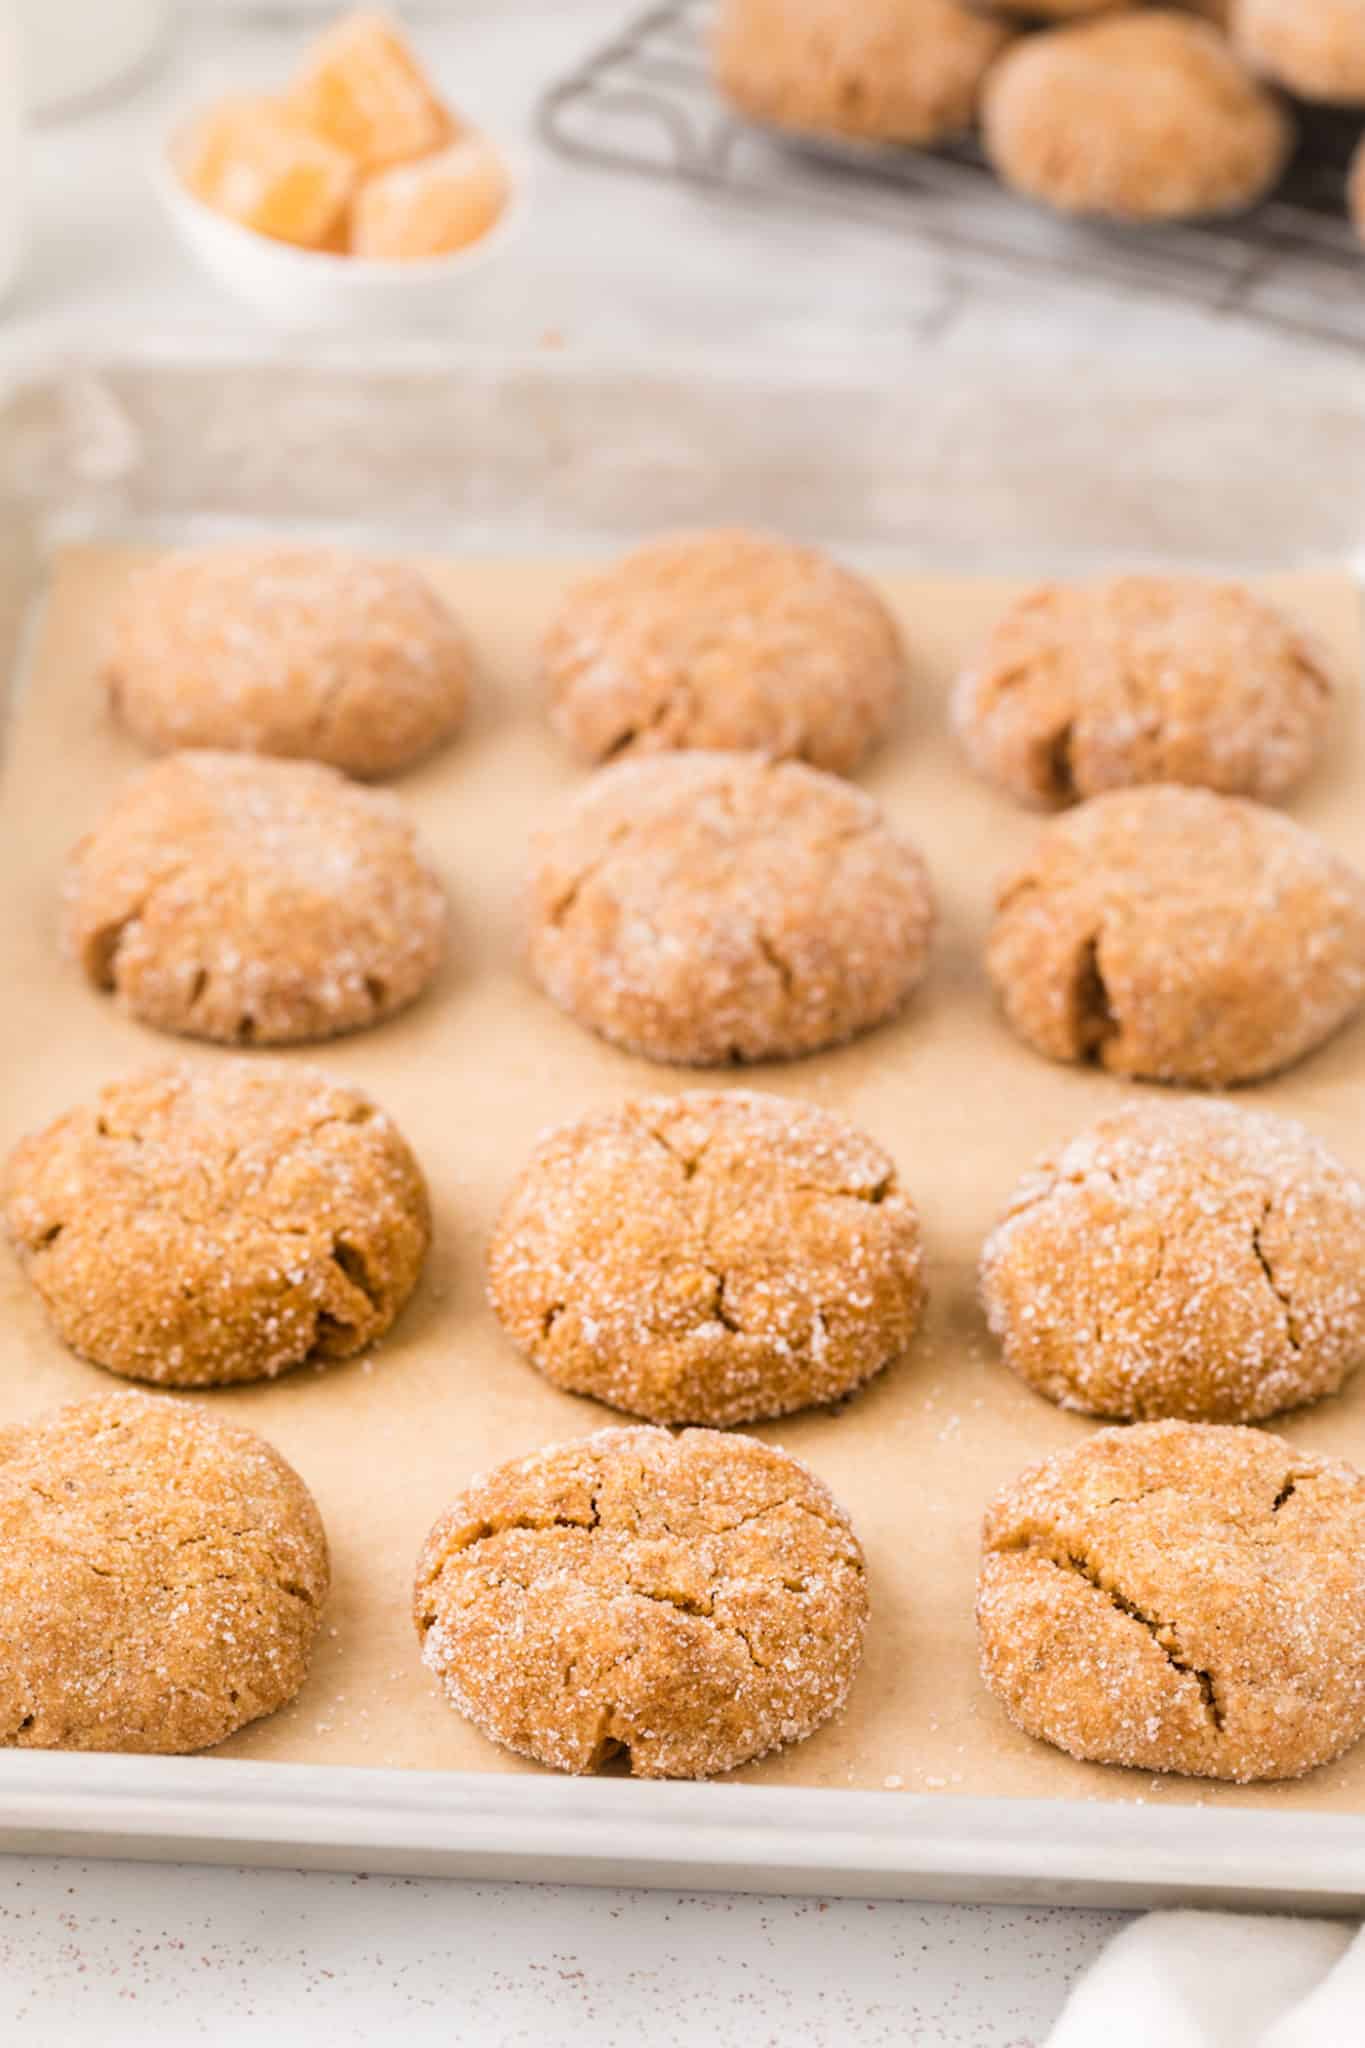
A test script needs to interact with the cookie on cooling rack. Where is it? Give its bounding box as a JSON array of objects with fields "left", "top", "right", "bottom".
[
  {"left": 982, "top": 12, "right": 1294, "bottom": 221},
  {"left": 712, "top": 0, "right": 1014, "bottom": 148}
]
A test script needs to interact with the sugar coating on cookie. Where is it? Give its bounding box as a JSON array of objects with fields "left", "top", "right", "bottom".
[
  {"left": 104, "top": 547, "right": 472, "bottom": 780},
  {"left": 3, "top": 1062, "right": 430, "bottom": 1388},
  {"left": 977, "top": 1419, "right": 1365, "bottom": 1782},
  {"left": 981, "top": 1100, "right": 1365, "bottom": 1423},
  {"left": 414, "top": 1425, "right": 868, "bottom": 1777},
  {"left": 982, "top": 12, "right": 1293, "bottom": 221},
  {"left": 1236, "top": 0, "right": 1365, "bottom": 106},
  {"left": 544, "top": 530, "right": 906, "bottom": 776},
  {"left": 712, "top": 0, "right": 1013, "bottom": 147},
  {"left": 954, "top": 577, "right": 1332, "bottom": 809},
  {"left": 65, "top": 750, "right": 447, "bottom": 1045},
  {"left": 987, "top": 784, "right": 1365, "bottom": 1086},
  {"left": 1, "top": 1393, "right": 329, "bottom": 1753},
  {"left": 528, "top": 752, "right": 935, "bottom": 1066},
  {"left": 488, "top": 1090, "right": 924, "bottom": 1426}
]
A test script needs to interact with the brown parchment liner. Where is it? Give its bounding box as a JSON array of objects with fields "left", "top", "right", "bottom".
[{"left": 2, "top": 544, "right": 1364, "bottom": 1820}]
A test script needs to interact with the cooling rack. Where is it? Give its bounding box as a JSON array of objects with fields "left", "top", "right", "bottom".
[{"left": 537, "top": 0, "right": 1365, "bottom": 351}]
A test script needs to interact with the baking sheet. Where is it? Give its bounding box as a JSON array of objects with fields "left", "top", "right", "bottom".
[{"left": 2, "top": 542, "right": 1364, "bottom": 1835}]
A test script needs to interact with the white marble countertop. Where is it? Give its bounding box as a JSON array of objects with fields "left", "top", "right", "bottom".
[{"left": 9, "top": 3, "right": 1348, "bottom": 2039}]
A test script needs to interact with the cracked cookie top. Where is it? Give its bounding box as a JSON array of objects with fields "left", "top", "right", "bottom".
[
  {"left": 954, "top": 576, "right": 1332, "bottom": 809},
  {"left": 414, "top": 1425, "right": 868, "bottom": 1778},
  {"left": 0, "top": 1392, "right": 329, "bottom": 1753},
  {"left": 986, "top": 784, "right": 1365, "bottom": 1086},
  {"left": 64, "top": 750, "right": 447, "bottom": 1045},
  {"left": 977, "top": 1419, "right": 1365, "bottom": 1782},
  {"left": 981, "top": 12, "right": 1293, "bottom": 223},
  {"left": 3, "top": 1061, "right": 430, "bottom": 1387},
  {"left": 104, "top": 547, "right": 472, "bottom": 781},
  {"left": 527, "top": 751, "right": 936, "bottom": 1065},
  {"left": 542, "top": 529, "right": 906, "bottom": 777},
  {"left": 487, "top": 1089, "right": 925, "bottom": 1426},
  {"left": 981, "top": 1100, "right": 1365, "bottom": 1424}
]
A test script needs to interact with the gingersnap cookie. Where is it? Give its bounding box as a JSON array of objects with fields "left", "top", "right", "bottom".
[
  {"left": 414, "top": 1425, "right": 867, "bottom": 1777},
  {"left": 979, "top": 1, "right": 1117, "bottom": 16},
  {"left": 543, "top": 530, "right": 906, "bottom": 777},
  {"left": 987, "top": 785, "right": 1365, "bottom": 1086},
  {"left": 65, "top": 750, "right": 446, "bottom": 1045},
  {"left": 1236, "top": 0, "right": 1365, "bottom": 106},
  {"left": 488, "top": 1090, "right": 924, "bottom": 1426},
  {"left": 528, "top": 752, "right": 935, "bottom": 1065},
  {"left": 978, "top": 1419, "right": 1365, "bottom": 1782},
  {"left": 982, "top": 13, "right": 1294, "bottom": 221},
  {"left": 981, "top": 1100, "right": 1365, "bottom": 1423},
  {"left": 712, "top": 0, "right": 1013, "bottom": 148},
  {"left": 1350, "top": 134, "right": 1365, "bottom": 240},
  {"left": 3, "top": 1061, "right": 429, "bottom": 1387},
  {"left": 1, "top": 1392, "right": 328, "bottom": 1753},
  {"left": 104, "top": 547, "right": 472, "bottom": 780},
  {"left": 954, "top": 577, "right": 1331, "bottom": 809}
]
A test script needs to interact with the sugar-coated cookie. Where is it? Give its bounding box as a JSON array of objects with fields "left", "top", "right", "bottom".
[
  {"left": 978, "top": 1420, "right": 1365, "bottom": 1781},
  {"left": 414, "top": 1425, "right": 868, "bottom": 1777},
  {"left": 1, "top": 1393, "right": 328, "bottom": 1753},
  {"left": 488, "top": 1089, "right": 924, "bottom": 1424}
]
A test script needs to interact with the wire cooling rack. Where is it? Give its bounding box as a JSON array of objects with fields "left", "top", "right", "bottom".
[{"left": 537, "top": 0, "right": 1365, "bottom": 351}]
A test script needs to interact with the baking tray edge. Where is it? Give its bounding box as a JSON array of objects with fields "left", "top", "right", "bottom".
[{"left": 3, "top": 349, "right": 1365, "bottom": 1906}]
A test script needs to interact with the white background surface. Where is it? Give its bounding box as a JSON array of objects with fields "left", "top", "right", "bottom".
[{"left": 2, "top": 3, "right": 1350, "bottom": 2040}]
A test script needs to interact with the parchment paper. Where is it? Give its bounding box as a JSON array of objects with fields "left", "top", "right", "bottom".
[{"left": 3, "top": 544, "right": 1364, "bottom": 1820}]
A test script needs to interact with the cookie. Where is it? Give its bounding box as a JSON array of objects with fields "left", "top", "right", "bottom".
[
  {"left": 414, "top": 1425, "right": 867, "bottom": 1777},
  {"left": 979, "top": 1, "right": 1118, "bottom": 15},
  {"left": 982, "top": 13, "right": 1293, "bottom": 221},
  {"left": 3, "top": 1062, "right": 429, "bottom": 1388},
  {"left": 488, "top": 1090, "right": 924, "bottom": 1425},
  {"left": 527, "top": 752, "right": 935, "bottom": 1065},
  {"left": 1, "top": 1393, "right": 328, "bottom": 1753},
  {"left": 543, "top": 530, "right": 906, "bottom": 777},
  {"left": 104, "top": 548, "right": 472, "bottom": 780},
  {"left": 1351, "top": 132, "right": 1365, "bottom": 241},
  {"left": 977, "top": 1419, "right": 1365, "bottom": 1782},
  {"left": 981, "top": 1100, "right": 1365, "bottom": 1423},
  {"left": 1236, "top": 0, "right": 1365, "bottom": 106},
  {"left": 712, "top": 0, "right": 1013, "bottom": 147},
  {"left": 987, "top": 785, "right": 1365, "bottom": 1086},
  {"left": 954, "top": 576, "right": 1331, "bottom": 808},
  {"left": 65, "top": 750, "right": 447, "bottom": 1045}
]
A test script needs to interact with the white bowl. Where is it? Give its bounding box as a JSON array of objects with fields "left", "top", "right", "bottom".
[{"left": 154, "top": 113, "right": 529, "bottom": 334}]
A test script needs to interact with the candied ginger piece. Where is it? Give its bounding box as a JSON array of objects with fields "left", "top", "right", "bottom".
[
  {"left": 285, "top": 10, "right": 452, "bottom": 171},
  {"left": 183, "top": 96, "right": 355, "bottom": 249},
  {"left": 351, "top": 135, "right": 508, "bottom": 261}
]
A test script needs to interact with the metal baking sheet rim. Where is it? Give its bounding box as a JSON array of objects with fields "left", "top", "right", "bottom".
[
  {"left": 2, "top": 349, "right": 1365, "bottom": 1908},
  {"left": 2, "top": 1755, "right": 1364, "bottom": 1908}
]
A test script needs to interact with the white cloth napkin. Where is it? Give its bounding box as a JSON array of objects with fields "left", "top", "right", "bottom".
[{"left": 1047, "top": 1911, "right": 1365, "bottom": 2048}]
